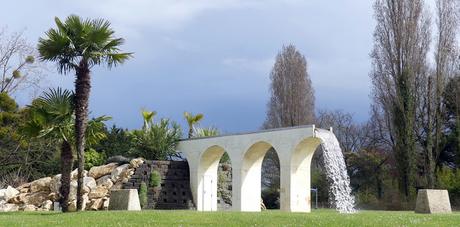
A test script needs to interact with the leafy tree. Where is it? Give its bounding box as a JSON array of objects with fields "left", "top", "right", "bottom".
[
  {"left": 371, "top": 0, "right": 430, "bottom": 199},
  {"left": 93, "top": 125, "right": 132, "bottom": 158},
  {"left": 0, "top": 92, "right": 18, "bottom": 112},
  {"left": 442, "top": 76, "right": 460, "bottom": 167},
  {"left": 38, "top": 15, "right": 132, "bottom": 210},
  {"left": 0, "top": 93, "right": 57, "bottom": 183},
  {"left": 184, "top": 112, "right": 203, "bottom": 138}
]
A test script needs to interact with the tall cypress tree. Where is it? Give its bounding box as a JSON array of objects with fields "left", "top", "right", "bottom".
[{"left": 263, "top": 44, "right": 315, "bottom": 129}]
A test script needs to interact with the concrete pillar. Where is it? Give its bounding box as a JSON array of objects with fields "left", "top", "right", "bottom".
[
  {"left": 281, "top": 138, "right": 320, "bottom": 212},
  {"left": 279, "top": 160, "right": 290, "bottom": 211},
  {"left": 231, "top": 162, "right": 242, "bottom": 211},
  {"left": 238, "top": 142, "right": 272, "bottom": 212}
]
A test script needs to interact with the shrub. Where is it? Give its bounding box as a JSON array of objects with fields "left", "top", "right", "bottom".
[
  {"left": 150, "top": 170, "right": 161, "bottom": 187},
  {"left": 128, "top": 118, "right": 181, "bottom": 160},
  {"left": 436, "top": 166, "right": 460, "bottom": 208},
  {"left": 356, "top": 189, "right": 381, "bottom": 210},
  {"left": 85, "top": 148, "right": 106, "bottom": 169},
  {"left": 261, "top": 187, "right": 280, "bottom": 209},
  {"left": 93, "top": 125, "right": 132, "bottom": 158},
  {"left": 139, "top": 182, "right": 148, "bottom": 209}
]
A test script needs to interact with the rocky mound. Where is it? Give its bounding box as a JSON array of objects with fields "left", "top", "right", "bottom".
[{"left": 0, "top": 158, "right": 144, "bottom": 212}]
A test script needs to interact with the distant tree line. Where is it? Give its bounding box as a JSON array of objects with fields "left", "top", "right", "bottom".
[{"left": 261, "top": 0, "right": 460, "bottom": 210}]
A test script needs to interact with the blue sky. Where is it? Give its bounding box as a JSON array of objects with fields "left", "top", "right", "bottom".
[{"left": 1, "top": 0, "right": 375, "bottom": 133}]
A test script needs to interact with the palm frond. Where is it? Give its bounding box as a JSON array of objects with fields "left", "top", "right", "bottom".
[
  {"left": 23, "top": 88, "right": 74, "bottom": 141},
  {"left": 193, "top": 127, "right": 220, "bottom": 138},
  {"left": 86, "top": 115, "right": 111, "bottom": 146},
  {"left": 38, "top": 14, "right": 132, "bottom": 73}
]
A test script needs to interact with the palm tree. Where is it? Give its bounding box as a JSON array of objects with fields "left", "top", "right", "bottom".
[
  {"left": 23, "top": 88, "right": 74, "bottom": 212},
  {"left": 38, "top": 15, "right": 132, "bottom": 210},
  {"left": 23, "top": 88, "right": 110, "bottom": 212},
  {"left": 184, "top": 112, "right": 204, "bottom": 138}
]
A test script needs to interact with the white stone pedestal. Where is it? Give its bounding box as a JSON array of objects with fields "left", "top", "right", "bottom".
[
  {"left": 415, "top": 189, "right": 451, "bottom": 214},
  {"left": 108, "top": 189, "right": 141, "bottom": 211}
]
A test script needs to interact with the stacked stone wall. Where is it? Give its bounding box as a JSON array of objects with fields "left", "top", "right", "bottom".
[{"left": 123, "top": 160, "right": 195, "bottom": 209}]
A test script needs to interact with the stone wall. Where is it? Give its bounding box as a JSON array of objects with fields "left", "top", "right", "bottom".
[
  {"left": 0, "top": 158, "right": 195, "bottom": 212},
  {"left": 0, "top": 158, "right": 144, "bottom": 212},
  {"left": 123, "top": 160, "right": 195, "bottom": 209}
]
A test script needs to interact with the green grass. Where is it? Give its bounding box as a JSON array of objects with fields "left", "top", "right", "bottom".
[{"left": 0, "top": 209, "right": 459, "bottom": 227}]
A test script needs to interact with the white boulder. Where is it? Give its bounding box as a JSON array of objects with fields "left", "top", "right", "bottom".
[
  {"left": 0, "top": 186, "right": 19, "bottom": 201},
  {"left": 0, "top": 203, "right": 19, "bottom": 212},
  {"left": 30, "top": 177, "right": 52, "bottom": 193},
  {"left": 129, "top": 158, "right": 144, "bottom": 168},
  {"left": 88, "top": 163, "right": 118, "bottom": 179},
  {"left": 111, "top": 164, "right": 129, "bottom": 182},
  {"left": 96, "top": 175, "right": 114, "bottom": 189}
]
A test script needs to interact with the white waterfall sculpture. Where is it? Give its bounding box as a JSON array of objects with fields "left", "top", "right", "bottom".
[{"left": 316, "top": 129, "right": 356, "bottom": 213}]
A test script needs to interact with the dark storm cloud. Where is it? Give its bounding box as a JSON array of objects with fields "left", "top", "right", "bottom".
[{"left": 0, "top": 0, "right": 375, "bottom": 133}]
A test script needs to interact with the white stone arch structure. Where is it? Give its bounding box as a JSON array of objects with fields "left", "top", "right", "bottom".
[{"left": 177, "top": 125, "right": 326, "bottom": 212}]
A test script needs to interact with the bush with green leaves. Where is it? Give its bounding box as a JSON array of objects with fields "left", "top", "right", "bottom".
[
  {"left": 128, "top": 111, "right": 182, "bottom": 160},
  {"left": 261, "top": 187, "right": 280, "bottom": 209},
  {"left": 0, "top": 92, "right": 59, "bottom": 182},
  {"left": 139, "top": 182, "right": 148, "bottom": 209},
  {"left": 93, "top": 125, "right": 132, "bottom": 158},
  {"left": 437, "top": 166, "right": 460, "bottom": 208},
  {"left": 150, "top": 170, "right": 161, "bottom": 187},
  {"left": 85, "top": 148, "right": 106, "bottom": 169}
]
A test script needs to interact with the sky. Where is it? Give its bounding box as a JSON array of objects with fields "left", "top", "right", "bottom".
[{"left": 1, "top": 0, "right": 376, "bottom": 133}]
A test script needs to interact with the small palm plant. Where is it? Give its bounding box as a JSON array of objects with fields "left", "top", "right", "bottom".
[
  {"left": 141, "top": 110, "right": 157, "bottom": 130},
  {"left": 193, "top": 126, "right": 219, "bottom": 138},
  {"left": 129, "top": 110, "right": 182, "bottom": 160},
  {"left": 184, "top": 112, "right": 204, "bottom": 138},
  {"left": 38, "top": 15, "right": 132, "bottom": 210},
  {"left": 23, "top": 88, "right": 110, "bottom": 212}
]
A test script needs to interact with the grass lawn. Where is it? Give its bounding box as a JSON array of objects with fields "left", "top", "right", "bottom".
[{"left": 0, "top": 209, "right": 459, "bottom": 227}]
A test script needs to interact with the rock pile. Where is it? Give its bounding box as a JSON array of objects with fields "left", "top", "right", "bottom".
[{"left": 0, "top": 158, "right": 143, "bottom": 212}]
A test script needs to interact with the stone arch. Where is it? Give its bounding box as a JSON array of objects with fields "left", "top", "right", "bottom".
[
  {"left": 239, "top": 141, "right": 276, "bottom": 211},
  {"left": 197, "top": 145, "right": 227, "bottom": 211},
  {"left": 285, "top": 137, "right": 322, "bottom": 212}
]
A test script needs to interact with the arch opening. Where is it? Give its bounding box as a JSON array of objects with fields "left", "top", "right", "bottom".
[
  {"left": 240, "top": 141, "right": 278, "bottom": 211},
  {"left": 261, "top": 148, "right": 281, "bottom": 209},
  {"left": 197, "top": 145, "right": 232, "bottom": 211}
]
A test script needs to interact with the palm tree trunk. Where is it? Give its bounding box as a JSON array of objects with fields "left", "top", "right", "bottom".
[
  {"left": 60, "top": 140, "right": 73, "bottom": 212},
  {"left": 75, "top": 60, "right": 91, "bottom": 211},
  {"left": 188, "top": 126, "right": 193, "bottom": 139}
]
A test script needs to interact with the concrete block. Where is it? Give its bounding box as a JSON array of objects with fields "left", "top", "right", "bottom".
[
  {"left": 108, "top": 189, "right": 141, "bottom": 211},
  {"left": 415, "top": 189, "right": 452, "bottom": 214}
]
